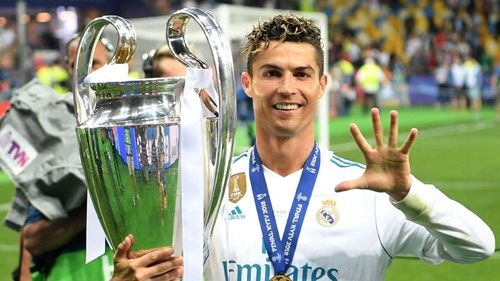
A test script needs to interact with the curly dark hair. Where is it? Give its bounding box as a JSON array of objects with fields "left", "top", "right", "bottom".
[{"left": 243, "top": 13, "right": 324, "bottom": 77}]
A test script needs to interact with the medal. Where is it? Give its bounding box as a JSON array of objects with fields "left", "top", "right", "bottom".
[
  {"left": 250, "top": 143, "right": 320, "bottom": 279},
  {"left": 270, "top": 274, "right": 292, "bottom": 281}
]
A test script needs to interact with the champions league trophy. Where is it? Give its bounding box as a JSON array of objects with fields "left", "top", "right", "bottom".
[{"left": 72, "top": 7, "right": 235, "bottom": 258}]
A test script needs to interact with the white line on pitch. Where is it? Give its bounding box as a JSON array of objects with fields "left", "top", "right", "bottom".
[
  {"left": 0, "top": 202, "right": 11, "bottom": 213},
  {"left": 434, "top": 181, "right": 499, "bottom": 190},
  {"left": 333, "top": 120, "right": 497, "bottom": 153},
  {"left": 0, "top": 244, "right": 18, "bottom": 252}
]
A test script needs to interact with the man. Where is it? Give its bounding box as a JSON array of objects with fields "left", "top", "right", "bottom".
[
  {"left": 143, "top": 45, "right": 187, "bottom": 78},
  {"left": 142, "top": 44, "right": 218, "bottom": 116},
  {"left": 355, "top": 56, "right": 386, "bottom": 113},
  {"left": 463, "top": 54, "right": 482, "bottom": 118},
  {"left": 2, "top": 35, "right": 112, "bottom": 280},
  {"left": 207, "top": 14, "right": 494, "bottom": 280},
  {"left": 332, "top": 53, "right": 355, "bottom": 116},
  {"left": 111, "top": 13, "right": 495, "bottom": 281},
  {"left": 491, "top": 58, "right": 500, "bottom": 119},
  {"left": 449, "top": 55, "right": 467, "bottom": 111}
]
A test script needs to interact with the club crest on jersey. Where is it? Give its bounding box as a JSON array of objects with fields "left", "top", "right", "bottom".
[
  {"left": 316, "top": 198, "right": 339, "bottom": 227},
  {"left": 229, "top": 173, "right": 247, "bottom": 203}
]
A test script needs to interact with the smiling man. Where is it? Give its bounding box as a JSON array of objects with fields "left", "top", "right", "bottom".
[{"left": 111, "top": 13, "right": 495, "bottom": 281}]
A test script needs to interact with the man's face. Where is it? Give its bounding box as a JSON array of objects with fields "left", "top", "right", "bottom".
[
  {"left": 241, "top": 41, "right": 327, "bottom": 139},
  {"left": 66, "top": 40, "right": 108, "bottom": 78},
  {"left": 158, "top": 56, "right": 186, "bottom": 77}
]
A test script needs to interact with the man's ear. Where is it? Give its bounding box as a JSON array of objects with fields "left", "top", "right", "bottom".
[
  {"left": 319, "top": 74, "right": 328, "bottom": 98},
  {"left": 241, "top": 72, "right": 253, "bottom": 98}
]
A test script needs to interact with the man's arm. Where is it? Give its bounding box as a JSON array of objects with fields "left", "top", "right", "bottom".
[
  {"left": 375, "top": 179, "right": 495, "bottom": 264},
  {"left": 393, "top": 180, "right": 495, "bottom": 262},
  {"left": 18, "top": 233, "right": 33, "bottom": 281},
  {"left": 22, "top": 204, "right": 86, "bottom": 257},
  {"left": 336, "top": 108, "right": 495, "bottom": 262}
]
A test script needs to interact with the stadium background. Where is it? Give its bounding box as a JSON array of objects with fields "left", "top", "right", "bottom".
[{"left": 0, "top": 0, "right": 499, "bottom": 280}]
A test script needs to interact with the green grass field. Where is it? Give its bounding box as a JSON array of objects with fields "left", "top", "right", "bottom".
[{"left": 1, "top": 105, "right": 499, "bottom": 280}]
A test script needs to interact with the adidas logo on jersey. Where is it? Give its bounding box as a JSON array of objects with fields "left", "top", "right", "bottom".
[{"left": 226, "top": 206, "right": 246, "bottom": 220}]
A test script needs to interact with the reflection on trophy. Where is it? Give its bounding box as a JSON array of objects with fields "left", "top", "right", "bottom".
[{"left": 72, "top": 7, "right": 235, "bottom": 256}]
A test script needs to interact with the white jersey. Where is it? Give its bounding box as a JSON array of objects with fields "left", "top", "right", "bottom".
[{"left": 204, "top": 146, "right": 495, "bottom": 281}]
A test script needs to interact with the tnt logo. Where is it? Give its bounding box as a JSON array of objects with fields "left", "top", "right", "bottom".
[
  {"left": 1, "top": 135, "right": 29, "bottom": 166},
  {"left": 0, "top": 124, "right": 37, "bottom": 175}
]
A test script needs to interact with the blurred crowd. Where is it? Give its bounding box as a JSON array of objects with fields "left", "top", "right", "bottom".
[
  {"left": 324, "top": 0, "right": 499, "bottom": 117},
  {"left": 0, "top": 0, "right": 499, "bottom": 118}
]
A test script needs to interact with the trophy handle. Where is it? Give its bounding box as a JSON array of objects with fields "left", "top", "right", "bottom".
[
  {"left": 72, "top": 16, "right": 136, "bottom": 126},
  {"left": 166, "top": 8, "right": 236, "bottom": 232}
]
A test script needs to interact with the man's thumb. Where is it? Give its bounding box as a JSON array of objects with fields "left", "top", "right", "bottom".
[
  {"left": 335, "top": 179, "right": 364, "bottom": 193},
  {"left": 114, "top": 234, "right": 132, "bottom": 260}
]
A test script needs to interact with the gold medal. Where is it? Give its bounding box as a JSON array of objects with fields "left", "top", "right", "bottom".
[{"left": 270, "top": 274, "right": 292, "bottom": 281}]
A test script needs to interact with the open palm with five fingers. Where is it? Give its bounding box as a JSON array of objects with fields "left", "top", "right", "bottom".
[{"left": 335, "top": 108, "right": 418, "bottom": 201}]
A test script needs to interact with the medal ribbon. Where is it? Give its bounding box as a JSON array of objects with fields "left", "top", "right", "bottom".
[{"left": 249, "top": 143, "right": 320, "bottom": 275}]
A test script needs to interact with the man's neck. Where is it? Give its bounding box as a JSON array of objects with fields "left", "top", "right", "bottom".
[{"left": 255, "top": 135, "right": 315, "bottom": 177}]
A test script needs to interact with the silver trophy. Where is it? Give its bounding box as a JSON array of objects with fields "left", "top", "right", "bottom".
[{"left": 72, "top": 8, "right": 235, "bottom": 252}]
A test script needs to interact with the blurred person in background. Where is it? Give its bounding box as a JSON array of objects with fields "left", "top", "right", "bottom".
[
  {"left": 434, "top": 56, "right": 451, "bottom": 108},
  {"left": 0, "top": 52, "right": 16, "bottom": 118},
  {"left": 35, "top": 57, "right": 70, "bottom": 95},
  {"left": 378, "top": 53, "right": 394, "bottom": 106},
  {"left": 236, "top": 82, "right": 256, "bottom": 146},
  {"left": 0, "top": 52, "right": 17, "bottom": 101},
  {"left": 332, "top": 53, "right": 355, "bottom": 116},
  {"left": 492, "top": 59, "right": 500, "bottom": 119},
  {"left": 449, "top": 54, "right": 467, "bottom": 112},
  {"left": 463, "top": 54, "right": 482, "bottom": 119},
  {"left": 1, "top": 35, "right": 112, "bottom": 281},
  {"left": 143, "top": 45, "right": 187, "bottom": 78},
  {"left": 328, "top": 65, "right": 342, "bottom": 118},
  {"left": 142, "top": 44, "right": 218, "bottom": 116},
  {"left": 390, "top": 56, "right": 410, "bottom": 107},
  {"left": 355, "top": 56, "right": 386, "bottom": 113}
]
